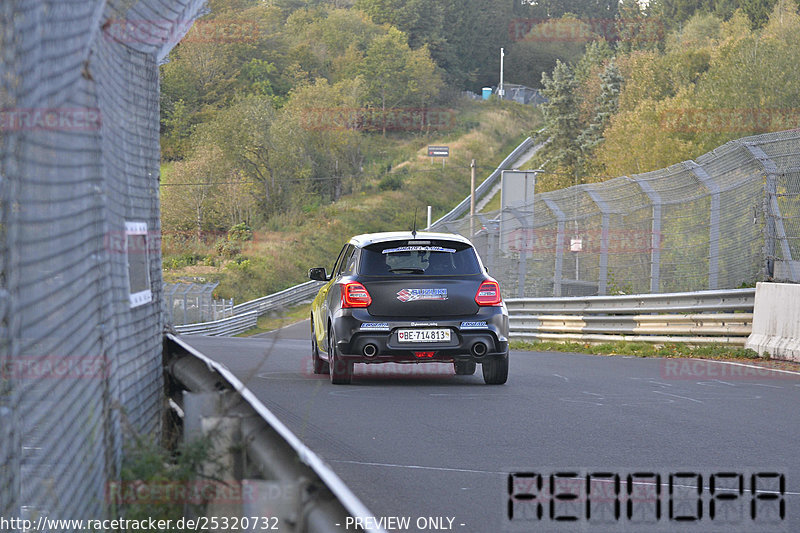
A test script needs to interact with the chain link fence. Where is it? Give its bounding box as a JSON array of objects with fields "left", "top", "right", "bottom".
[
  {"left": 1, "top": 0, "right": 205, "bottom": 525},
  {"left": 164, "top": 282, "right": 234, "bottom": 325},
  {"left": 438, "top": 130, "right": 800, "bottom": 297}
]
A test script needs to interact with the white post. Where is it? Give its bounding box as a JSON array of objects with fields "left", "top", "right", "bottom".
[
  {"left": 426, "top": 206, "right": 432, "bottom": 229},
  {"left": 499, "top": 48, "right": 505, "bottom": 100}
]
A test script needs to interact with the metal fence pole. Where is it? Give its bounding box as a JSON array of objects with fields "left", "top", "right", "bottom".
[
  {"left": 685, "top": 161, "right": 720, "bottom": 289},
  {"left": 744, "top": 143, "right": 797, "bottom": 280},
  {"left": 508, "top": 207, "right": 533, "bottom": 298},
  {"left": 636, "top": 178, "right": 663, "bottom": 293},
  {"left": 585, "top": 187, "right": 611, "bottom": 295},
  {"left": 543, "top": 198, "right": 566, "bottom": 297}
]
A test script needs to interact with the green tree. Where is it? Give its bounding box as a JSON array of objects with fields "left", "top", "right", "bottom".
[
  {"left": 354, "top": 0, "right": 447, "bottom": 53},
  {"left": 195, "top": 96, "right": 303, "bottom": 218},
  {"left": 539, "top": 60, "right": 582, "bottom": 173},
  {"left": 285, "top": 8, "right": 382, "bottom": 82},
  {"left": 282, "top": 78, "right": 367, "bottom": 201},
  {"left": 161, "top": 145, "right": 233, "bottom": 240},
  {"left": 356, "top": 27, "right": 443, "bottom": 133},
  {"left": 650, "top": 0, "right": 800, "bottom": 28},
  {"left": 357, "top": 0, "right": 516, "bottom": 89},
  {"left": 579, "top": 59, "right": 623, "bottom": 159},
  {"left": 573, "top": 40, "right": 615, "bottom": 84}
]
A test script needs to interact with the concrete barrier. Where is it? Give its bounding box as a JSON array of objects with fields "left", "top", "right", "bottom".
[{"left": 745, "top": 282, "right": 800, "bottom": 362}]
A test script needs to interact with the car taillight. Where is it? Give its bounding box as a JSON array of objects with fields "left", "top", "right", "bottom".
[
  {"left": 475, "top": 280, "right": 502, "bottom": 306},
  {"left": 341, "top": 282, "right": 372, "bottom": 308}
]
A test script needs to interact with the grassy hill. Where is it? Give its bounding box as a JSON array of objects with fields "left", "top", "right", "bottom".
[{"left": 162, "top": 99, "right": 541, "bottom": 303}]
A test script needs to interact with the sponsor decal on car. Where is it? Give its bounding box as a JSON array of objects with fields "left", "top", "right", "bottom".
[
  {"left": 460, "top": 321, "right": 488, "bottom": 329},
  {"left": 396, "top": 288, "right": 448, "bottom": 302},
  {"left": 360, "top": 322, "right": 391, "bottom": 330}
]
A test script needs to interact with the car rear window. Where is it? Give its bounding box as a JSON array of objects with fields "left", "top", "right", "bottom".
[{"left": 359, "top": 240, "right": 481, "bottom": 276}]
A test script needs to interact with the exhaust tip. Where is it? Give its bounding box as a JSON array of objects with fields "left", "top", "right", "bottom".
[
  {"left": 471, "top": 342, "right": 487, "bottom": 358},
  {"left": 363, "top": 344, "right": 378, "bottom": 357}
]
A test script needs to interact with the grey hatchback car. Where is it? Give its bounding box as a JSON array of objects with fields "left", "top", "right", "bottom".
[{"left": 308, "top": 231, "right": 509, "bottom": 384}]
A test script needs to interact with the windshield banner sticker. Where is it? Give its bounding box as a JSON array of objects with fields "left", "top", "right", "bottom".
[
  {"left": 382, "top": 246, "right": 456, "bottom": 254},
  {"left": 397, "top": 288, "right": 448, "bottom": 302}
]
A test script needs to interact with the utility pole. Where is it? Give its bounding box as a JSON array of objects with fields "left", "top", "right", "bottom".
[
  {"left": 499, "top": 48, "right": 505, "bottom": 100},
  {"left": 470, "top": 159, "right": 477, "bottom": 238}
]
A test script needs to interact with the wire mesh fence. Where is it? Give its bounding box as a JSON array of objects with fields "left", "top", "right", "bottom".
[
  {"left": 437, "top": 130, "right": 800, "bottom": 298},
  {"left": 164, "top": 282, "right": 234, "bottom": 325},
  {"left": 1, "top": 0, "right": 205, "bottom": 526}
]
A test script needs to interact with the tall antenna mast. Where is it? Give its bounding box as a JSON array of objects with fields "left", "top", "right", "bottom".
[{"left": 412, "top": 208, "right": 418, "bottom": 238}]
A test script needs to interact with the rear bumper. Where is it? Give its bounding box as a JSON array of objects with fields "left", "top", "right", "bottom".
[{"left": 331, "top": 307, "right": 509, "bottom": 363}]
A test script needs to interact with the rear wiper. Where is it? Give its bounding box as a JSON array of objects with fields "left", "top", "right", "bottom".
[{"left": 388, "top": 267, "right": 425, "bottom": 274}]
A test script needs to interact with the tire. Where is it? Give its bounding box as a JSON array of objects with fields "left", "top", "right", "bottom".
[
  {"left": 328, "top": 329, "right": 353, "bottom": 385},
  {"left": 311, "top": 321, "right": 329, "bottom": 375},
  {"left": 454, "top": 361, "right": 476, "bottom": 375},
  {"left": 482, "top": 352, "right": 509, "bottom": 385}
]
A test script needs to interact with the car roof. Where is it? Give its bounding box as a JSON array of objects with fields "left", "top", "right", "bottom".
[{"left": 348, "top": 231, "right": 474, "bottom": 248}]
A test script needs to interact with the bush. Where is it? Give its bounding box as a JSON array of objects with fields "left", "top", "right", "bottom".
[
  {"left": 215, "top": 239, "right": 242, "bottom": 258},
  {"left": 378, "top": 173, "right": 404, "bottom": 191},
  {"left": 227, "top": 222, "right": 253, "bottom": 242},
  {"left": 163, "top": 252, "right": 203, "bottom": 270}
]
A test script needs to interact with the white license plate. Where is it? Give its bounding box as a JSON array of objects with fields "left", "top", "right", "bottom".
[{"left": 397, "top": 329, "right": 451, "bottom": 343}]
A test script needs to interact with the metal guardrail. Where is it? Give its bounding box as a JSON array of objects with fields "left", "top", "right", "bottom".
[
  {"left": 507, "top": 288, "right": 756, "bottom": 346},
  {"left": 174, "top": 310, "right": 259, "bottom": 336},
  {"left": 173, "top": 281, "right": 323, "bottom": 336},
  {"left": 165, "top": 334, "right": 381, "bottom": 533},
  {"left": 233, "top": 280, "right": 322, "bottom": 315}
]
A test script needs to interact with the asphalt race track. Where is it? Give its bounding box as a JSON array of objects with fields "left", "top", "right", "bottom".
[{"left": 184, "top": 321, "right": 800, "bottom": 533}]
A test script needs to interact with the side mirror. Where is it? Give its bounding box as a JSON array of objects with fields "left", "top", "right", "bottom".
[{"left": 308, "top": 267, "right": 329, "bottom": 282}]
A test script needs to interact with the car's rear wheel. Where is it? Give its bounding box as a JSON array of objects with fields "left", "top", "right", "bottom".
[
  {"left": 482, "top": 352, "right": 508, "bottom": 385},
  {"left": 454, "top": 361, "right": 476, "bottom": 375},
  {"left": 311, "top": 321, "right": 329, "bottom": 374},
  {"left": 328, "top": 328, "right": 353, "bottom": 385}
]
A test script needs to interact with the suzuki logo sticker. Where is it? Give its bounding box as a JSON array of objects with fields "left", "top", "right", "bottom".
[{"left": 396, "top": 288, "right": 448, "bottom": 302}]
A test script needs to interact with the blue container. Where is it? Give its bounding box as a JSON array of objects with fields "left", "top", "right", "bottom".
[{"left": 482, "top": 87, "right": 492, "bottom": 100}]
